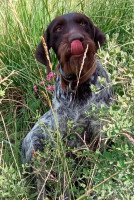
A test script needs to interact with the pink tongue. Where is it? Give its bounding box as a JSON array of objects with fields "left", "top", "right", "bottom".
[{"left": 71, "top": 40, "right": 84, "bottom": 55}]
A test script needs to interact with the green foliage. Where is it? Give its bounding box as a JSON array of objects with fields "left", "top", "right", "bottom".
[
  {"left": 0, "top": 0, "right": 134, "bottom": 199},
  {"left": 0, "top": 163, "right": 29, "bottom": 199}
]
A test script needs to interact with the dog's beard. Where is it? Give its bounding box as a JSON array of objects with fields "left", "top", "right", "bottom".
[
  {"left": 58, "top": 38, "right": 96, "bottom": 76},
  {"left": 69, "top": 56, "right": 83, "bottom": 76}
]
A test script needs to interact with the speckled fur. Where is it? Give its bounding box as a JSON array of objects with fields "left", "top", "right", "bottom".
[
  {"left": 21, "top": 58, "right": 113, "bottom": 163},
  {"left": 21, "top": 13, "right": 114, "bottom": 200}
]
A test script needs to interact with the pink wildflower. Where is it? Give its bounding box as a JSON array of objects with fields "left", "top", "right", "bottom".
[
  {"left": 33, "top": 85, "right": 38, "bottom": 93},
  {"left": 33, "top": 85, "right": 37, "bottom": 89},
  {"left": 46, "top": 85, "right": 55, "bottom": 92},
  {"left": 40, "top": 81, "right": 45, "bottom": 85},
  {"left": 46, "top": 72, "right": 56, "bottom": 82}
]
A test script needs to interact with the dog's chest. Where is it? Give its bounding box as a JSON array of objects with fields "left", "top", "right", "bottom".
[
  {"left": 52, "top": 92, "right": 101, "bottom": 148},
  {"left": 52, "top": 87, "right": 102, "bottom": 138},
  {"left": 51, "top": 60, "right": 113, "bottom": 138}
]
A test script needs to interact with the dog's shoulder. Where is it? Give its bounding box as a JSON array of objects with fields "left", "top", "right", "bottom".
[
  {"left": 90, "top": 58, "right": 111, "bottom": 84},
  {"left": 90, "top": 58, "right": 113, "bottom": 105}
]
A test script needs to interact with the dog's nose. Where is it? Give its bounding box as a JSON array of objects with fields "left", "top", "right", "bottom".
[{"left": 69, "top": 33, "right": 84, "bottom": 42}]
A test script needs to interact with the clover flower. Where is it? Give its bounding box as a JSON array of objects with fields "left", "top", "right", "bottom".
[
  {"left": 46, "top": 72, "right": 56, "bottom": 82},
  {"left": 46, "top": 85, "right": 55, "bottom": 92},
  {"left": 33, "top": 85, "right": 38, "bottom": 93},
  {"left": 40, "top": 81, "right": 45, "bottom": 85}
]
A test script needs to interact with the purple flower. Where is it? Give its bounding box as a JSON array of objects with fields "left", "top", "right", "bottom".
[
  {"left": 33, "top": 85, "right": 38, "bottom": 93},
  {"left": 46, "top": 85, "right": 55, "bottom": 92},
  {"left": 40, "top": 81, "right": 45, "bottom": 85},
  {"left": 46, "top": 72, "right": 56, "bottom": 82},
  {"left": 33, "top": 85, "right": 37, "bottom": 89}
]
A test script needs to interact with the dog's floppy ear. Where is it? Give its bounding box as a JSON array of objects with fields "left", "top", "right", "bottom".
[
  {"left": 35, "top": 28, "right": 51, "bottom": 73},
  {"left": 86, "top": 15, "right": 106, "bottom": 50},
  {"left": 94, "top": 26, "right": 106, "bottom": 50}
]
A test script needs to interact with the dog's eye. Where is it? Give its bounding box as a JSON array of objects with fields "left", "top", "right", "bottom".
[
  {"left": 55, "top": 26, "right": 63, "bottom": 32},
  {"left": 79, "top": 21, "right": 86, "bottom": 26}
]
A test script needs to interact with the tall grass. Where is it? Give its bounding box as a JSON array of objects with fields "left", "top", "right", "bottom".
[{"left": 0, "top": 0, "right": 134, "bottom": 199}]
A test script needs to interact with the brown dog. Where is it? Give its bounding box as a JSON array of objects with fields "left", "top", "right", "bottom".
[{"left": 22, "top": 13, "right": 113, "bottom": 199}]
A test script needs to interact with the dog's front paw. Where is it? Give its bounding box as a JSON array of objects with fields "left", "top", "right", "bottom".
[
  {"left": 32, "top": 133, "right": 46, "bottom": 152},
  {"left": 22, "top": 133, "right": 46, "bottom": 163}
]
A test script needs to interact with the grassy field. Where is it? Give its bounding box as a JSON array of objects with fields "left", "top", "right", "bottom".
[{"left": 0, "top": 0, "right": 134, "bottom": 199}]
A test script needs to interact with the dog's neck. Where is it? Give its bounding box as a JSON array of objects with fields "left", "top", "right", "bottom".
[
  {"left": 57, "top": 57, "right": 97, "bottom": 93},
  {"left": 59, "top": 66, "right": 77, "bottom": 81}
]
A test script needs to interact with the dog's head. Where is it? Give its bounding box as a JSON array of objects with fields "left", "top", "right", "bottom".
[{"left": 35, "top": 13, "right": 105, "bottom": 75}]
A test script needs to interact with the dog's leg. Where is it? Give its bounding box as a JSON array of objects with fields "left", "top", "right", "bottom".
[
  {"left": 21, "top": 110, "right": 54, "bottom": 163},
  {"left": 21, "top": 110, "right": 54, "bottom": 199}
]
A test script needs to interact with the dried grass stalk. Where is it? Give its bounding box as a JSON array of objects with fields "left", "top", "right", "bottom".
[
  {"left": 41, "top": 36, "right": 52, "bottom": 71},
  {"left": 76, "top": 44, "right": 89, "bottom": 88}
]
